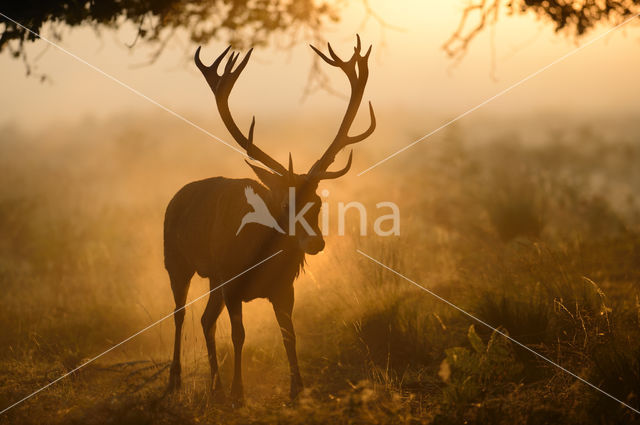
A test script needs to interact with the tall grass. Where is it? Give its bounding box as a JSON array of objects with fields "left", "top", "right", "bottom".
[{"left": 1, "top": 115, "right": 639, "bottom": 424}]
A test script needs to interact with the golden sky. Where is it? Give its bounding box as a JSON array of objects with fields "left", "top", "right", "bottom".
[{"left": 1, "top": 0, "right": 639, "bottom": 133}]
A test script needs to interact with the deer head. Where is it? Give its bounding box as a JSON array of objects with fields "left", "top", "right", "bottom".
[{"left": 195, "top": 36, "right": 376, "bottom": 255}]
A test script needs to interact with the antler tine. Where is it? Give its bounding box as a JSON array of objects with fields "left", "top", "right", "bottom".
[
  {"left": 288, "top": 153, "right": 295, "bottom": 181},
  {"left": 247, "top": 116, "right": 256, "bottom": 146},
  {"left": 195, "top": 46, "right": 287, "bottom": 175},
  {"left": 194, "top": 45, "right": 232, "bottom": 82},
  {"left": 224, "top": 51, "right": 239, "bottom": 74},
  {"left": 309, "top": 44, "right": 337, "bottom": 66},
  {"left": 311, "top": 38, "right": 366, "bottom": 71},
  {"left": 363, "top": 44, "right": 372, "bottom": 59},
  {"left": 316, "top": 150, "right": 353, "bottom": 180},
  {"left": 327, "top": 43, "right": 343, "bottom": 64},
  {"left": 233, "top": 48, "right": 253, "bottom": 76},
  {"left": 346, "top": 101, "right": 376, "bottom": 144},
  {"left": 212, "top": 46, "right": 232, "bottom": 71}
]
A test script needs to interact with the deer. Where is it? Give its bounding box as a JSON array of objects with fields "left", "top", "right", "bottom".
[{"left": 164, "top": 35, "right": 375, "bottom": 406}]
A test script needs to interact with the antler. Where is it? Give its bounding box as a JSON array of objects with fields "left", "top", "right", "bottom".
[
  {"left": 308, "top": 35, "right": 376, "bottom": 180},
  {"left": 195, "top": 46, "right": 287, "bottom": 175}
]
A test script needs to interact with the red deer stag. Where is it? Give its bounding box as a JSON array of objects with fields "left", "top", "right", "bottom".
[{"left": 164, "top": 36, "right": 375, "bottom": 405}]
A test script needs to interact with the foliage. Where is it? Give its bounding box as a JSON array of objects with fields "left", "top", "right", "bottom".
[
  {"left": 0, "top": 0, "right": 339, "bottom": 73},
  {"left": 444, "top": 0, "right": 640, "bottom": 59},
  {"left": 439, "top": 325, "right": 523, "bottom": 406},
  {"left": 4, "top": 0, "right": 639, "bottom": 76}
]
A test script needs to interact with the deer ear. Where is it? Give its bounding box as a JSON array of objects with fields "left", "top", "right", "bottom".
[{"left": 245, "top": 161, "right": 281, "bottom": 189}]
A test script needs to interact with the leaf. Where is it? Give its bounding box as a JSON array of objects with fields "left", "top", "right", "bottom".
[
  {"left": 468, "top": 325, "right": 485, "bottom": 354},
  {"left": 438, "top": 358, "right": 451, "bottom": 382}
]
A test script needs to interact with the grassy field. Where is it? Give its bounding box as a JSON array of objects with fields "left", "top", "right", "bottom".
[{"left": 1, "top": 114, "right": 639, "bottom": 424}]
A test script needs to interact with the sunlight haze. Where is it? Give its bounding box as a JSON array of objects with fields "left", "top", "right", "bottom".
[{"left": 1, "top": 0, "right": 638, "bottom": 135}]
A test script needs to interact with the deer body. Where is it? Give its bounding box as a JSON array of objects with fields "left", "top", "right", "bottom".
[
  {"left": 164, "top": 177, "right": 304, "bottom": 296},
  {"left": 166, "top": 37, "right": 375, "bottom": 405}
]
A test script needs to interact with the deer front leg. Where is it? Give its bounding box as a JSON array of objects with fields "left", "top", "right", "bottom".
[
  {"left": 272, "top": 288, "right": 303, "bottom": 401},
  {"left": 201, "top": 288, "right": 225, "bottom": 401},
  {"left": 227, "top": 299, "right": 245, "bottom": 407}
]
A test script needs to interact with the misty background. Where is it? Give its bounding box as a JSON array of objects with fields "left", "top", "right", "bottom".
[{"left": 2, "top": 1, "right": 640, "bottom": 424}]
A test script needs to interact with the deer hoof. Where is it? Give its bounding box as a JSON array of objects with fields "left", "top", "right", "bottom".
[
  {"left": 168, "top": 366, "right": 181, "bottom": 392},
  {"left": 230, "top": 390, "right": 245, "bottom": 408},
  {"left": 231, "top": 398, "right": 245, "bottom": 409},
  {"left": 167, "top": 377, "right": 181, "bottom": 392},
  {"left": 290, "top": 377, "right": 303, "bottom": 401},
  {"left": 290, "top": 387, "right": 303, "bottom": 402}
]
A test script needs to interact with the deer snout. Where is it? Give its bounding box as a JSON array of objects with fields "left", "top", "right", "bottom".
[{"left": 301, "top": 236, "right": 325, "bottom": 255}]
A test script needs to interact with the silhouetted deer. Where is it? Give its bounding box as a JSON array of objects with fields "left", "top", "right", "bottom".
[{"left": 164, "top": 36, "right": 375, "bottom": 405}]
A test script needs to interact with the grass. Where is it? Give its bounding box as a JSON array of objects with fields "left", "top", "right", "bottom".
[{"left": 1, "top": 115, "right": 640, "bottom": 424}]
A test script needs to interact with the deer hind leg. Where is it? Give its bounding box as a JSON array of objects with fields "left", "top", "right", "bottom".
[
  {"left": 226, "top": 299, "right": 245, "bottom": 407},
  {"left": 167, "top": 265, "right": 194, "bottom": 392},
  {"left": 272, "top": 287, "right": 303, "bottom": 401},
  {"left": 201, "top": 286, "right": 225, "bottom": 401}
]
